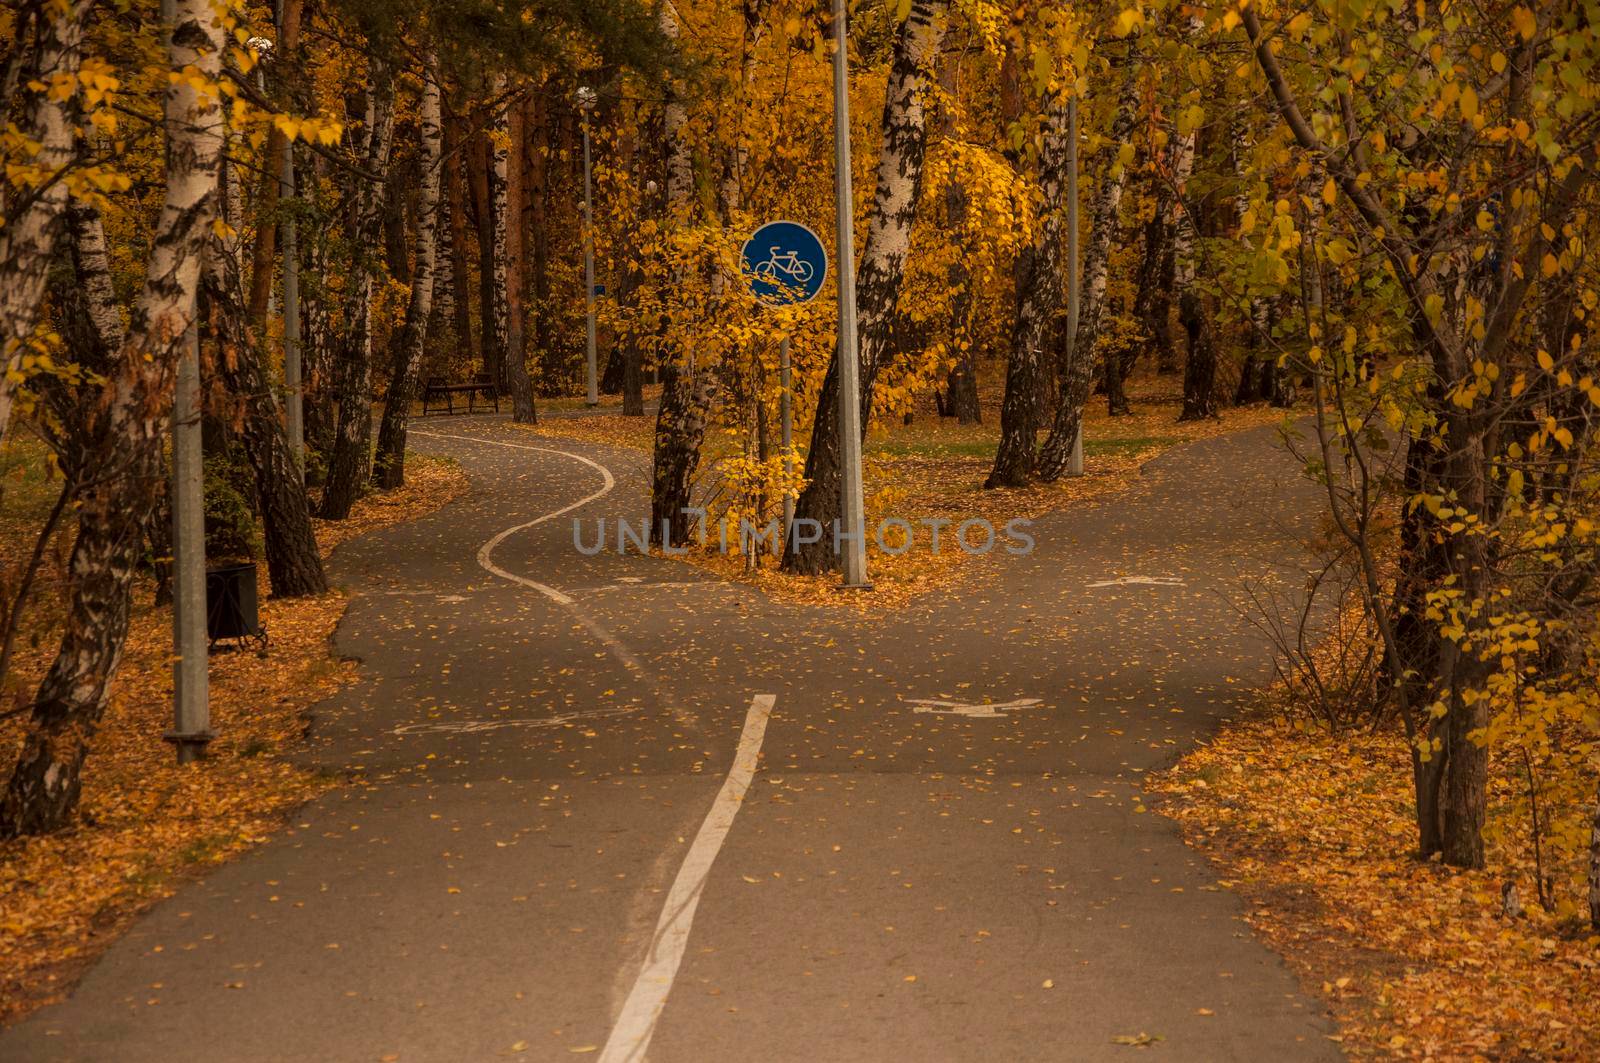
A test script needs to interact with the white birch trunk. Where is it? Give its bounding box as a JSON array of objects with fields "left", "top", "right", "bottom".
[
  {"left": 1, "top": 0, "right": 225, "bottom": 836},
  {"left": 985, "top": 85, "right": 1074, "bottom": 488},
  {"left": 1037, "top": 57, "right": 1141, "bottom": 480},
  {"left": 376, "top": 51, "right": 444, "bottom": 487},
  {"left": 319, "top": 60, "right": 395, "bottom": 519},
  {"left": 856, "top": 0, "right": 949, "bottom": 395},
  {"left": 0, "top": 1, "right": 90, "bottom": 444},
  {"left": 785, "top": 0, "right": 949, "bottom": 571},
  {"left": 648, "top": 0, "right": 716, "bottom": 545},
  {"left": 67, "top": 202, "right": 125, "bottom": 354},
  {"left": 489, "top": 73, "right": 512, "bottom": 388},
  {"left": 661, "top": 1, "right": 693, "bottom": 215}
]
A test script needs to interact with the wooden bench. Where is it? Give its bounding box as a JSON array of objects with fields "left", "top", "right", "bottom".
[{"left": 422, "top": 374, "right": 499, "bottom": 415}]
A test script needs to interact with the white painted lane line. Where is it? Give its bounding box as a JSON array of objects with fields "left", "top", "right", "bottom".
[
  {"left": 411, "top": 428, "right": 616, "bottom": 606},
  {"left": 600, "top": 693, "right": 776, "bottom": 1063},
  {"left": 408, "top": 428, "right": 693, "bottom": 731}
]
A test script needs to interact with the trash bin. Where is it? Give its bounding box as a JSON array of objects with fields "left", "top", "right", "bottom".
[{"left": 206, "top": 562, "right": 260, "bottom": 642}]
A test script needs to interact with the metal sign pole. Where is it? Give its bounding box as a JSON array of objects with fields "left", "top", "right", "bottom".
[
  {"left": 1065, "top": 94, "right": 1084, "bottom": 477},
  {"left": 780, "top": 335, "right": 794, "bottom": 538},
  {"left": 168, "top": 320, "right": 211, "bottom": 763},
  {"left": 742, "top": 220, "right": 828, "bottom": 562},
  {"left": 831, "top": 0, "right": 868, "bottom": 589}
]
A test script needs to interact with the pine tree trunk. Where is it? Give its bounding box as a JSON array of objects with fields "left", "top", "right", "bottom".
[
  {"left": 245, "top": 0, "right": 304, "bottom": 327},
  {"left": 601, "top": 346, "right": 625, "bottom": 395},
  {"left": 1037, "top": 56, "right": 1139, "bottom": 481},
  {"left": 985, "top": 86, "right": 1074, "bottom": 489},
  {"left": 614, "top": 124, "right": 645, "bottom": 416},
  {"left": 495, "top": 79, "right": 535, "bottom": 421},
  {"left": 0, "top": 0, "right": 224, "bottom": 838},
  {"left": 446, "top": 122, "right": 476, "bottom": 365},
  {"left": 375, "top": 52, "right": 443, "bottom": 490},
  {"left": 0, "top": 1, "right": 89, "bottom": 445},
  {"left": 468, "top": 125, "right": 500, "bottom": 388},
  {"left": 526, "top": 99, "right": 553, "bottom": 368},
  {"left": 784, "top": 0, "right": 948, "bottom": 573},
  {"left": 319, "top": 62, "right": 396, "bottom": 520}
]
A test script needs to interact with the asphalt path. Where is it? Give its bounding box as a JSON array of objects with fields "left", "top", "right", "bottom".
[{"left": 2, "top": 414, "right": 1341, "bottom": 1061}]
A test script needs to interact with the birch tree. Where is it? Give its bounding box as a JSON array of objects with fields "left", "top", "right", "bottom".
[
  {"left": 783, "top": 0, "right": 949, "bottom": 573},
  {"left": 319, "top": 57, "right": 395, "bottom": 520},
  {"left": 1163, "top": 18, "right": 1214, "bottom": 423},
  {"left": 0, "top": 0, "right": 90, "bottom": 445},
  {"left": 648, "top": 0, "right": 713, "bottom": 547},
  {"left": 985, "top": 86, "right": 1073, "bottom": 489},
  {"left": 0, "top": 0, "right": 225, "bottom": 837},
  {"left": 1036, "top": 52, "right": 1140, "bottom": 481},
  {"left": 375, "top": 50, "right": 444, "bottom": 488}
]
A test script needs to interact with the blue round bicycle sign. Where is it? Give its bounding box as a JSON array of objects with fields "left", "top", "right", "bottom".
[{"left": 741, "top": 221, "right": 828, "bottom": 306}]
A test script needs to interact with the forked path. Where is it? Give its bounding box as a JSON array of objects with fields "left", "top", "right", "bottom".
[{"left": 2, "top": 416, "right": 1340, "bottom": 1061}]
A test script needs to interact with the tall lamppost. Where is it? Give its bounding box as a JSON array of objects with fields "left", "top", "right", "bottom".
[
  {"left": 831, "top": 0, "right": 868, "bottom": 588},
  {"left": 578, "top": 85, "right": 599, "bottom": 407},
  {"left": 169, "top": 4, "right": 212, "bottom": 762}
]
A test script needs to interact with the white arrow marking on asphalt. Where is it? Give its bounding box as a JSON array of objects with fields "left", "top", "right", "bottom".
[
  {"left": 909, "top": 697, "right": 1043, "bottom": 718},
  {"left": 601, "top": 693, "right": 776, "bottom": 1063},
  {"left": 1085, "top": 575, "right": 1186, "bottom": 588}
]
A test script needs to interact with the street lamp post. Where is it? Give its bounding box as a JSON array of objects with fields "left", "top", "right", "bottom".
[
  {"left": 167, "top": 321, "right": 211, "bottom": 763},
  {"left": 579, "top": 86, "right": 599, "bottom": 408},
  {"left": 831, "top": 0, "right": 869, "bottom": 589}
]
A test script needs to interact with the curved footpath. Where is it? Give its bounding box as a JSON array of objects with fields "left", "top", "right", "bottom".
[{"left": 2, "top": 416, "right": 1341, "bottom": 1062}]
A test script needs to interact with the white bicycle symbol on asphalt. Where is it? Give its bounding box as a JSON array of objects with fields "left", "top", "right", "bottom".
[{"left": 753, "top": 246, "right": 814, "bottom": 285}]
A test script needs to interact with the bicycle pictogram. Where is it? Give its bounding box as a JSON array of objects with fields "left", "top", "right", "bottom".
[{"left": 753, "top": 246, "right": 815, "bottom": 285}]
